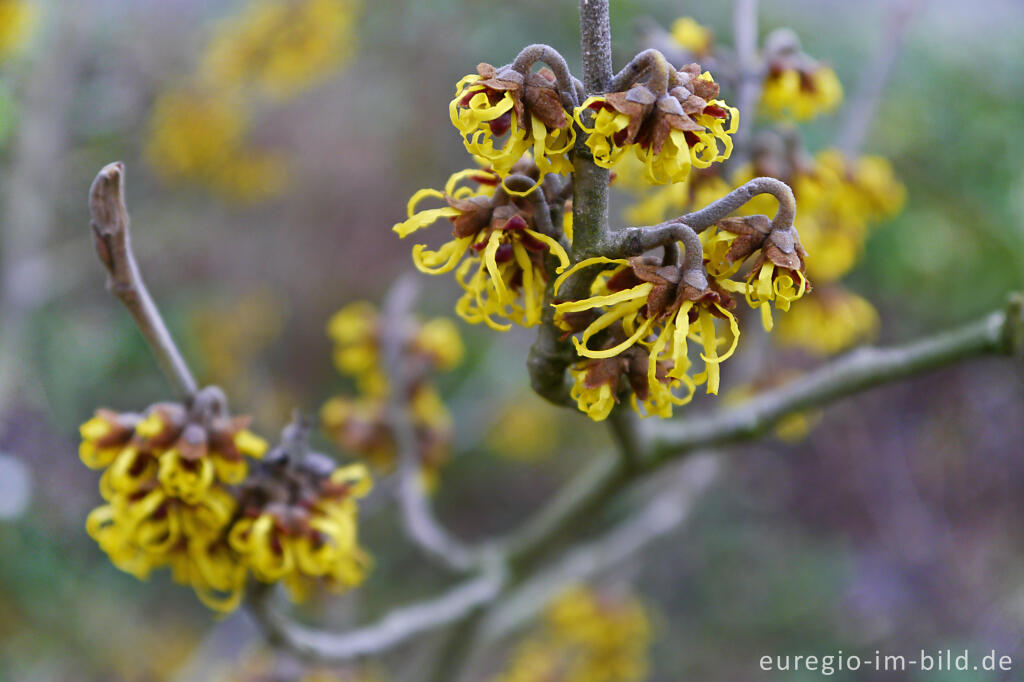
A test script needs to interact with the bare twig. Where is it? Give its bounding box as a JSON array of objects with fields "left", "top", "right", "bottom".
[
  {"left": 837, "top": 0, "right": 922, "bottom": 156},
  {"left": 247, "top": 558, "right": 506, "bottom": 663},
  {"left": 380, "top": 273, "right": 477, "bottom": 572},
  {"left": 88, "top": 163, "right": 198, "bottom": 399}
]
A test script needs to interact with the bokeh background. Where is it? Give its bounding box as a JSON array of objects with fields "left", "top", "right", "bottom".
[{"left": 1, "top": 0, "right": 1023, "bottom": 680}]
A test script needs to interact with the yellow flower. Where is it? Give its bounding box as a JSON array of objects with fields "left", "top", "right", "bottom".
[
  {"left": 394, "top": 168, "right": 569, "bottom": 331},
  {"left": 623, "top": 171, "right": 731, "bottom": 225},
  {"left": 575, "top": 67, "right": 738, "bottom": 185},
  {"left": 144, "top": 88, "right": 286, "bottom": 201},
  {"left": 494, "top": 585, "right": 651, "bottom": 682},
  {"left": 230, "top": 463, "right": 372, "bottom": 602},
  {"left": 450, "top": 63, "right": 575, "bottom": 183},
  {"left": 201, "top": 0, "right": 359, "bottom": 98},
  {"left": 413, "top": 317, "right": 464, "bottom": 371},
  {"left": 79, "top": 401, "right": 269, "bottom": 613},
  {"left": 320, "top": 385, "right": 452, "bottom": 487},
  {"left": 0, "top": 0, "right": 35, "bottom": 58},
  {"left": 775, "top": 285, "right": 879, "bottom": 355},
  {"left": 553, "top": 253, "right": 740, "bottom": 413},
  {"left": 669, "top": 17, "right": 712, "bottom": 55},
  {"left": 760, "top": 65, "right": 843, "bottom": 122}
]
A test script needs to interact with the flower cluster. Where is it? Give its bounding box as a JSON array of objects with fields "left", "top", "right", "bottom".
[
  {"left": 145, "top": 89, "right": 285, "bottom": 202},
  {"left": 451, "top": 63, "right": 575, "bottom": 183},
  {"left": 759, "top": 34, "right": 843, "bottom": 121},
  {"left": 320, "top": 301, "right": 462, "bottom": 486},
  {"left": 393, "top": 166, "right": 570, "bottom": 330},
  {"left": 576, "top": 63, "right": 738, "bottom": 184},
  {"left": 201, "top": 0, "right": 358, "bottom": 98},
  {"left": 230, "top": 445, "right": 372, "bottom": 603},
  {"left": 494, "top": 585, "right": 651, "bottom": 682},
  {"left": 80, "top": 392, "right": 268, "bottom": 612},
  {"left": 726, "top": 144, "right": 903, "bottom": 355},
  {"left": 145, "top": 0, "right": 359, "bottom": 201},
  {"left": 555, "top": 214, "right": 807, "bottom": 421}
]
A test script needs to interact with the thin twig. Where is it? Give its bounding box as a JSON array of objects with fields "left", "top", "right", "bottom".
[
  {"left": 88, "top": 162, "right": 198, "bottom": 399},
  {"left": 380, "top": 273, "right": 477, "bottom": 572},
  {"left": 246, "top": 558, "right": 505, "bottom": 663},
  {"left": 836, "top": 0, "right": 922, "bottom": 157}
]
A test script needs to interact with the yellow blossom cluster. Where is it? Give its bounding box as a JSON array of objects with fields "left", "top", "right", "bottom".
[
  {"left": 735, "top": 150, "right": 903, "bottom": 355},
  {"left": 393, "top": 167, "right": 570, "bottom": 330},
  {"left": 80, "top": 394, "right": 374, "bottom": 610},
  {"left": 320, "top": 301, "right": 462, "bottom": 486},
  {"left": 201, "top": 0, "right": 358, "bottom": 98},
  {"left": 230, "top": 458, "right": 372, "bottom": 603},
  {"left": 556, "top": 214, "right": 808, "bottom": 421},
  {"left": 575, "top": 65, "right": 738, "bottom": 185},
  {"left": 760, "top": 63, "right": 843, "bottom": 122},
  {"left": 145, "top": 0, "right": 359, "bottom": 201},
  {"left": 80, "top": 401, "right": 268, "bottom": 612},
  {"left": 494, "top": 585, "right": 651, "bottom": 682}
]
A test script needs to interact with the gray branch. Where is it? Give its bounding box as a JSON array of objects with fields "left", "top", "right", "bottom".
[
  {"left": 381, "top": 274, "right": 478, "bottom": 572},
  {"left": 247, "top": 560, "right": 506, "bottom": 663},
  {"left": 88, "top": 163, "right": 198, "bottom": 399}
]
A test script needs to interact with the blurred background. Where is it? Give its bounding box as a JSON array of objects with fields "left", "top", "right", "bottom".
[{"left": 1, "top": 0, "right": 1023, "bottom": 679}]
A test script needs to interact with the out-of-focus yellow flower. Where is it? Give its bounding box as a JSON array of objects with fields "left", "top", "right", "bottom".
[
  {"left": 776, "top": 285, "right": 879, "bottom": 355},
  {"left": 494, "top": 585, "right": 651, "bottom": 682},
  {"left": 230, "top": 463, "right": 371, "bottom": 603},
  {"left": 202, "top": 0, "right": 359, "bottom": 98},
  {"left": 487, "top": 392, "right": 562, "bottom": 460},
  {"left": 0, "top": 0, "right": 35, "bottom": 58},
  {"left": 144, "top": 88, "right": 286, "bottom": 201},
  {"left": 190, "top": 291, "right": 284, "bottom": 393},
  {"left": 622, "top": 171, "right": 731, "bottom": 225},
  {"left": 394, "top": 168, "right": 569, "bottom": 331},
  {"left": 576, "top": 67, "right": 737, "bottom": 185},
  {"left": 450, "top": 63, "right": 575, "bottom": 183},
  {"left": 320, "top": 386, "right": 452, "bottom": 488},
  {"left": 80, "top": 403, "right": 269, "bottom": 613},
  {"left": 760, "top": 64, "right": 842, "bottom": 122},
  {"left": 669, "top": 17, "right": 712, "bottom": 55}
]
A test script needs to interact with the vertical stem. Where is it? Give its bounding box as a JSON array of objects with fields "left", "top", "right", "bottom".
[
  {"left": 836, "top": 0, "right": 919, "bottom": 156},
  {"left": 572, "top": 0, "right": 613, "bottom": 261},
  {"left": 730, "top": 0, "right": 760, "bottom": 168}
]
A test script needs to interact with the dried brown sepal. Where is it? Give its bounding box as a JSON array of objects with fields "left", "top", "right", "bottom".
[{"left": 719, "top": 215, "right": 772, "bottom": 263}]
